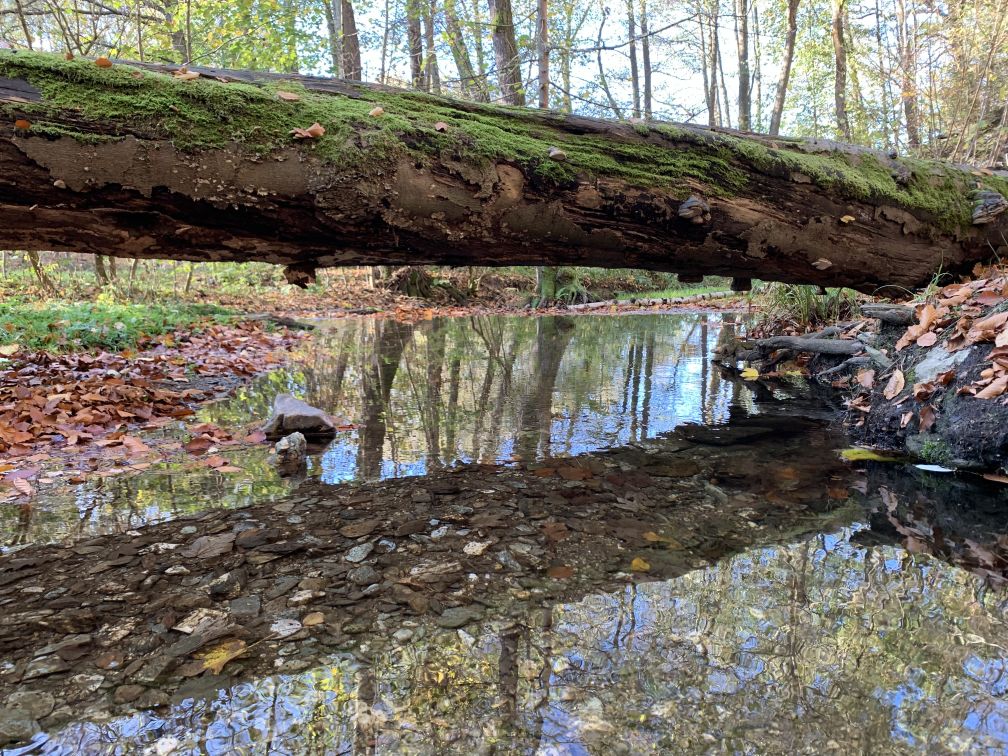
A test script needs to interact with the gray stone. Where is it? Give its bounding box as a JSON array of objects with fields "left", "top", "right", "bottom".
[
  {"left": 262, "top": 394, "right": 337, "bottom": 438},
  {"left": 229, "top": 596, "right": 261, "bottom": 622},
  {"left": 113, "top": 684, "right": 145, "bottom": 705},
  {"left": 266, "top": 576, "right": 300, "bottom": 600},
  {"left": 0, "top": 708, "right": 38, "bottom": 745},
  {"left": 272, "top": 432, "right": 307, "bottom": 473},
  {"left": 348, "top": 565, "right": 380, "bottom": 586},
  {"left": 914, "top": 345, "right": 973, "bottom": 383},
  {"left": 345, "top": 543, "right": 374, "bottom": 563},
  {"left": 435, "top": 605, "right": 485, "bottom": 629},
  {"left": 23, "top": 656, "right": 69, "bottom": 680},
  {"left": 6, "top": 692, "right": 54, "bottom": 720}
]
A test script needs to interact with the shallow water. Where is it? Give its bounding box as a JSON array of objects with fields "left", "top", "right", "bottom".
[
  {"left": 4, "top": 312, "right": 1008, "bottom": 754},
  {"left": 2, "top": 313, "right": 753, "bottom": 547}
]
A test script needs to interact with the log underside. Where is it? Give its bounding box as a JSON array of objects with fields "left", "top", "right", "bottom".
[{"left": 2, "top": 52, "right": 1008, "bottom": 293}]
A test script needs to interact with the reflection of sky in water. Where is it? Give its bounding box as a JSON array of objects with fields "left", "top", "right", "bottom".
[{"left": 25, "top": 526, "right": 1008, "bottom": 754}]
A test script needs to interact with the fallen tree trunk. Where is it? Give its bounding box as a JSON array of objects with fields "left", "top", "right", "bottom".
[{"left": 2, "top": 51, "right": 1008, "bottom": 292}]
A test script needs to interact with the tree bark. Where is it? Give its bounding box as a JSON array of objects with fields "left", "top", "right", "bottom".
[
  {"left": 2, "top": 53, "right": 1007, "bottom": 293},
  {"left": 536, "top": 0, "right": 549, "bottom": 109},
  {"left": 488, "top": 0, "right": 525, "bottom": 105},
  {"left": 735, "top": 0, "right": 750, "bottom": 131},
  {"left": 832, "top": 0, "right": 851, "bottom": 141},
  {"left": 640, "top": 0, "right": 652, "bottom": 120},
  {"left": 341, "top": 0, "right": 362, "bottom": 81}
]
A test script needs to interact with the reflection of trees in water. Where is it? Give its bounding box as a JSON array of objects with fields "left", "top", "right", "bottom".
[{"left": 51, "top": 511, "right": 1008, "bottom": 752}]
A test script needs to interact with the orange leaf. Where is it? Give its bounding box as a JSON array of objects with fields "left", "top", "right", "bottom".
[{"left": 95, "top": 56, "right": 113, "bottom": 68}]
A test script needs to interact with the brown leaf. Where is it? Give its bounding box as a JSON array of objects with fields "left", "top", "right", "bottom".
[
  {"left": 276, "top": 90, "right": 301, "bottom": 101},
  {"left": 936, "top": 370, "right": 956, "bottom": 386},
  {"left": 95, "top": 56, "right": 113, "bottom": 68},
  {"left": 173, "top": 69, "right": 200, "bottom": 81},
  {"left": 919, "top": 404, "right": 937, "bottom": 432},
  {"left": 290, "top": 122, "right": 326, "bottom": 139},
  {"left": 433, "top": 121, "right": 449, "bottom": 132},
  {"left": 975, "top": 376, "right": 1008, "bottom": 399},
  {"left": 856, "top": 369, "right": 876, "bottom": 389},
  {"left": 184, "top": 436, "right": 213, "bottom": 455},
  {"left": 13, "top": 119, "right": 30, "bottom": 131},
  {"left": 912, "top": 382, "right": 935, "bottom": 401},
  {"left": 546, "top": 565, "right": 573, "bottom": 579},
  {"left": 916, "top": 331, "right": 938, "bottom": 347},
  {"left": 11, "top": 478, "right": 33, "bottom": 497},
  {"left": 883, "top": 369, "right": 905, "bottom": 401},
  {"left": 811, "top": 258, "right": 833, "bottom": 270},
  {"left": 900, "top": 411, "right": 914, "bottom": 428},
  {"left": 368, "top": 106, "right": 385, "bottom": 117}
]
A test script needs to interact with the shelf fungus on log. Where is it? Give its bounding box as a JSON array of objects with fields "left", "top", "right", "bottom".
[
  {"left": 678, "top": 195, "right": 711, "bottom": 225},
  {"left": 973, "top": 190, "right": 1008, "bottom": 225},
  {"left": 2, "top": 52, "right": 1008, "bottom": 292}
]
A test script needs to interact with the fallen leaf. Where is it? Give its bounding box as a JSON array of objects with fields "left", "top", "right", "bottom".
[
  {"left": 13, "top": 120, "right": 29, "bottom": 131},
  {"left": 975, "top": 376, "right": 1008, "bottom": 399},
  {"left": 839, "top": 214, "right": 856, "bottom": 224},
  {"left": 369, "top": 106, "right": 385, "bottom": 117},
  {"left": 916, "top": 331, "right": 938, "bottom": 347},
  {"left": 95, "top": 56, "right": 113, "bottom": 68},
  {"left": 811, "top": 258, "right": 833, "bottom": 270},
  {"left": 883, "top": 369, "right": 905, "bottom": 400},
  {"left": 173, "top": 69, "right": 200, "bottom": 80},
  {"left": 630, "top": 556, "right": 650, "bottom": 572},
  {"left": 919, "top": 404, "right": 937, "bottom": 431},
  {"left": 244, "top": 430, "right": 267, "bottom": 444},
  {"left": 291, "top": 122, "right": 326, "bottom": 139},
  {"left": 433, "top": 121, "right": 449, "bottom": 132},
  {"left": 0, "top": 344, "right": 20, "bottom": 356},
  {"left": 740, "top": 367, "right": 759, "bottom": 381},
  {"left": 856, "top": 369, "right": 875, "bottom": 389},
  {"left": 900, "top": 411, "right": 914, "bottom": 428},
  {"left": 184, "top": 436, "right": 213, "bottom": 455},
  {"left": 11, "top": 478, "right": 33, "bottom": 497},
  {"left": 276, "top": 90, "right": 301, "bottom": 101},
  {"left": 546, "top": 565, "right": 574, "bottom": 579},
  {"left": 197, "top": 639, "right": 247, "bottom": 674}
]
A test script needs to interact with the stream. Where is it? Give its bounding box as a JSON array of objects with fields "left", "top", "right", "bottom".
[{"left": 3, "top": 313, "right": 1008, "bottom": 754}]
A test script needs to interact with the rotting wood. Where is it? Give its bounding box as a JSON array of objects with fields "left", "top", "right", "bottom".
[{"left": 2, "top": 51, "right": 1008, "bottom": 292}]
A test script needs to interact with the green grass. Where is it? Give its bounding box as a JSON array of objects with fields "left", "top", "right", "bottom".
[
  {"left": 0, "top": 300, "right": 231, "bottom": 353},
  {"left": 754, "top": 282, "right": 860, "bottom": 331}
]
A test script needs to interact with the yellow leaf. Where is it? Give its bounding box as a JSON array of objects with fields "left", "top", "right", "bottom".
[
  {"left": 630, "top": 557, "right": 651, "bottom": 572},
  {"left": 276, "top": 90, "right": 301, "bottom": 102},
  {"left": 740, "top": 367, "right": 759, "bottom": 381},
  {"left": 197, "top": 639, "right": 247, "bottom": 674},
  {"left": 839, "top": 447, "right": 902, "bottom": 462},
  {"left": 840, "top": 214, "right": 856, "bottom": 224},
  {"left": 642, "top": 531, "right": 661, "bottom": 542},
  {"left": 0, "top": 344, "right": 19, "bottom": 356}
]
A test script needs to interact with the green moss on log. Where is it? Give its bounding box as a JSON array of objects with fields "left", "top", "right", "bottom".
[{"left": 2, "top": 50, "right": 1006, "bottom": 231}]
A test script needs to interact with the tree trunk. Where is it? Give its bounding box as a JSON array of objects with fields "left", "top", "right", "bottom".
[
  {"left": 341, "top": 0, "right": 362, "bottom": 81},
  {"left": 324, "top": 0, "right": 342, "bottom": 77},
  {"left": 2, "top": 53, "right": 1007, "bottom": 293},
  {"left": 422, "top": 0, "right": 441, "bottom": 94},
  {"left": 735, "top": 0, "right": 750, "bottom": 131},
  {"left": 445, "top": 0, "right": 487, "bottom": 101},
  {"left": 832, "top": 0, "right": 851, "bottom": 141},
  {"left": 407, "top": 0, "right": 425, "bottom": 89},
  {"left": 627, "top": 0, "right": 641, "bottom": 119},
  {"left": 536, "top": 0, "right": 549, "bottom": 109},
  {"left": 488, "top": 0, "right": 525, "bottom": 105},
  {"left": 640, "top": 0, "right": 652, "bottom": 120}
]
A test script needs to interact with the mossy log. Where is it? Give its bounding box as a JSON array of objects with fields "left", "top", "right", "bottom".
[{"left": 3, "top": 51, "right": 1008, "bottom": 292}]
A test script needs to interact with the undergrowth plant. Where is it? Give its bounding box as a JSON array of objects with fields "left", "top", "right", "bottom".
[{"left": 755, "top": 283, "right": 861, "bottom": 332}]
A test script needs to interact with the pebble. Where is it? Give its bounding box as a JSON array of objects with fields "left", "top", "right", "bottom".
[
  {"left": 463, "top": 541, "right": 492, "bottom": 556},
  {"left": 229, "top": 596, "right": 261, "bottom": 622},
  {"left": 345, "top": 543, "right": 374, "bottom": 563},
  {"left": 348, "top": 565, "right": 380, "bottom": 586},
  {"left": 302, "top": 612, "right": 325, "bottom": 627},
  {"left": 435, "top": 605, "right": 485, "bottom": 629},
  {"left": 112, "top": 684, "right": 145, "bottom": 705},
  {"left": 270, "top": 618, "right": 302, "bottom": 638},
  {"left": 288, "top": 590, "right": 320, "bottom": 606}
]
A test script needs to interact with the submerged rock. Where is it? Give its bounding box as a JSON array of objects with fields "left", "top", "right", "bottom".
[{"left": 262, "top": 394, "right": 337, "bottom": 439}]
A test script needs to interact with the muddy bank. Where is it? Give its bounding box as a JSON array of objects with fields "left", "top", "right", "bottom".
[
  {"left": 0, "top": 417, "right": 857, "bottom": 744},
  {"left": 723, "top": 270, "right": 1008, "bottom": 474}
]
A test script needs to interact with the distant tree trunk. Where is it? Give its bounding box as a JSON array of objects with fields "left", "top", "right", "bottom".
[
  {"left": 832, "top": 0, "right": 852, "bottom": 140},
  {"left": 445, "top": 0, "right": 487, "bottom": 100},
  {"left": 488, "top": 0, "right": 525, "bottom": 105},
  {"left": 324, "top": 0, "right": 342, "bottom": 76},
  {"left": 407, "top": 0, "right": 425, "bottom": 89},
  {"left": 895, "top": 0, "right": 920, "bottom": 148},
  {"left": 716, "top": 11, "right": 732, "bottom": 128},
  {"left": 26, "top": 251, "right": 57, "bottom": 295},
  {"left": 94, "top": 255, "right": 110, "bottom": 286},
  {"left": 627, "top": 0, "right": 641, "bottom": 119},
  {"left": 640, "top": 0, "right": 653, "bottom": 119},
  {"left": 769, "top": 0, "right": 799, "bottom": 135},
  {"left": 380, "top": 0, "right": 391, "bottom": 82},
  {"left": 537, "top": 0, "right": 549, "bottom": 108},
  {"left": 423, "top": 0, "right": 441, "bottom": 93},
  {"left": 596, "top": 10, "right": 624, "bottom": 118},
  {"left": 342, "top": 0, "right": 362, "bottom": 80},
  {"left": 735, "top": 0, "right": 751, "bottom": 131},
  {"left": 699, "top": 12, "right": 717, "bottom": 126}
]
